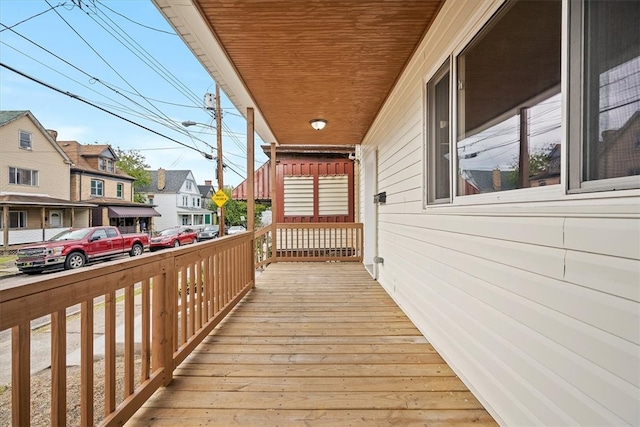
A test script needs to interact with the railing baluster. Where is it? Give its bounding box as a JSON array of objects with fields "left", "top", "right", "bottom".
[
  {"left": 81, "top": 300, "right": 94, "bottom": 427},
  {"left": 51, "top": 309, "right": 66, "bottom": 427},
  {"left": 124, "top": 284, "right": 135, "bottom": 396},
  {"left": 12, "top": 322, "right": 30, "bottom": 427},
  {"left": 105, "top": 291, "right": 116, "bottom": 415},
  {"left": 141, "top": 278, "right": 151, "bottom": 383},
  {"left": 189, "top": 263, "right": 196, "bottom": 338}
]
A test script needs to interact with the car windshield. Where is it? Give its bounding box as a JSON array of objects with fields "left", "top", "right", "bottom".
[
  {"left": 202, "top": 226, "right": 218, "bottom": 232},
  {"left": 158, "top": 228, "right": 179, "bottom": 236},
  {"left": 50, "top": 229, "right": 91, "bottom": 241}
]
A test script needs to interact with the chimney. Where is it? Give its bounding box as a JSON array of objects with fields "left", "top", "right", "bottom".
[
  {"left": 157, "top": 168, "right": 166, "bottom": 190},
  {"left": 492, "top": 168, "right": 501, "bottom": 191},
  {"left": 47, "top": 129, "right": 58, "bottom": 141},
  {"left": 205, "top": 180, "right": 212, "bottom": 186}
]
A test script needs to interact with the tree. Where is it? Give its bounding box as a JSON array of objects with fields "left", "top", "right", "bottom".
[
  {"left": 221, "top": 187, "right": 268, "bottom": 227},
  {"left": 115, "top": 148, "right": 152, "bottom": 203},
  {"left": 506, "top": 144, "right": 554, "bottom": 188}
]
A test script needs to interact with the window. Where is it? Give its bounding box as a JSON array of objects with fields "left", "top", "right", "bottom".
[
  {"left": 284, "top": 176, "right": 314, "bottom": 216},
  {"left": 9, "top": 167, "right": 39, "bottom": 186},
  {"left": 116, "top": 183, "right": 123, "bottom": 198},
  {"left": 91, "top": 229, "right": 108, "bottom": 240},
  {"left": 9, "top": 211, "right": 27, "bottom": 229},
  {"left": 318, "top": 176, "right": 349, "bottom": 215},
  {"left": 186, "top": 181, "right": 192, "bottom": 190},
  {"left": 148, "top": 196, "right": 154, "bottom": 205},
  {"left": 572, "top": 0, "right": 640, "bottom": 188},
  {"left": 456, "top": 0, "right": 562, "bottom": 196},
  {"left": 99, "top": 158, "right": 106, "bottom": 171},
  {"left": 105, "top": 228, "right": 118, "bottom": 238},
  {"left": 19, "top": 131, "right": 31, "bottom": 149},
  {"left": 91, "top": 179, "right": 104, "bottom": 196},
  {"left": 426, "top": 61, "right": 451, "bottom": 204},
  {"left": 182, "top": 196, "right": 188, "bottom": 206},
  {"left": 107, "top": 160, "right": 114, "bottom": 172}
]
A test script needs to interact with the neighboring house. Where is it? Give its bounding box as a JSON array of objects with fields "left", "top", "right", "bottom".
[
  {"left": 138, "top": 169, "right": 213, "bottom": 231},
  {"left": 57, "top": 140, "right": 160, "bottom": 234},
  {"left": 0, "top": 110, "right": 93, "bottom": 251},
  {"left": 198, "top": 180, "right": 216, "bottom": 211},
  {"left": 233, "top": 145, "right": 355, "bottom": 223},
  {"left": 458, "top": 169, "right": 518, "bottom": 194},
  {"left": 597, "top": 111, "right": 640, "bottom": 179}
]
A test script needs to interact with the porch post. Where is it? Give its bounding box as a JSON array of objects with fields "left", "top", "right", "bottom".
[
  {"left": 41, "top": 207, "right": 46, "bottom": 241},
  {"left": 247, "top": 107, "right": 255, "bottom": 286},
  {"left": 71, "top": 208, "right": 75, "bottom": 227},
  {"left": 247, "top": 108, "right": 255, "bottom": 232},
  {"left": 270, "top": 142, "right": 277, "bottom": 262},
  {"left": 2, "top": 206, "right": 8, "bottom": 254}
]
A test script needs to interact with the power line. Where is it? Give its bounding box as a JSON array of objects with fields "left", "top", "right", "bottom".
[
  {"left": 0, "top": 3, "right": 64, "bottom": 33},
  {"left": 1, "top": 62, "right": 213, "bottom": 160},
  {"left": 94, "top": 0, "right": 176, "bottom": 35}
]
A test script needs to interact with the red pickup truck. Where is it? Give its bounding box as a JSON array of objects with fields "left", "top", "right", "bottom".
[{"left": 15, "top": 226, "right": 150, "bottom": 274}]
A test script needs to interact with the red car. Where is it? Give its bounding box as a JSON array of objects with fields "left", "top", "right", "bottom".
[
  {"left": 15, "top": 226, "right": 149, "bottom": 274},
  {"left": 149, "top": 227, "right": 198, "bottom": 251}
]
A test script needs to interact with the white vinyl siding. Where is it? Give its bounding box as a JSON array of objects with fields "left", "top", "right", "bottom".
[
  {"left": 283, "top": 176, "right": 314, "bottom": 216},
  {"left": 318, "top": 175, "right": 349, "bottom": 215},
  {"left": 361, "top": 0, "right": 640, "bottom": 425}
]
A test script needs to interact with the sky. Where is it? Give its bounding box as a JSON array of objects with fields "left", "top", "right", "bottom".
[{"left": 0, "top": 0, "right": 268, "bottom": 188}]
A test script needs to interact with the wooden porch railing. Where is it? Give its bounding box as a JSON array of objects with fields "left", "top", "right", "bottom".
[
  {"left": 0, "top": 233, "right": 254, "bottom": 426},
  {"left": 0, "top": 222, "right": 361, "bottom": 425},
  {"left": 255, "top": 222, "right": 363, "bottom": 266}
]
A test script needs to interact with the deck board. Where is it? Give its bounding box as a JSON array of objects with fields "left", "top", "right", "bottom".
[{"left": 127, "top": 263, "right": 497, "bottom": 426}]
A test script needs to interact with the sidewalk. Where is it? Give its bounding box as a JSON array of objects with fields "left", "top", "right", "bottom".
[{"left": 0, "top": 255, "right": 18, "bottom": 278}]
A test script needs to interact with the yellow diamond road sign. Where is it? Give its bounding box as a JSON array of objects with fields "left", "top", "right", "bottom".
[{"left": 212, "top": 190, "right": 229, "bottom": 208}]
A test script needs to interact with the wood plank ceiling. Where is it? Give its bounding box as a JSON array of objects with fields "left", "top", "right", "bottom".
[{"left": 193, "top": 0, "right": 444, "bottom": 145}]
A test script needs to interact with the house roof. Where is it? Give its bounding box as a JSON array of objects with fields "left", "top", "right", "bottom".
[
  {"left": 198, "top": 184, "right": 215, "bottom": 197},
  {"left": 80, "top": 197, "right": 155, "bottom": 208},
  {"left": 138, "top": 170, "right": 191, "bottom": 194},
  {"left": 0, "top": 110, "right": 72, "bottom": 163},
  {"left": 57, "top": 140, "right": 135, "bottom": 180},
  {"left": 232, "top": 161, "right": 271, "bottom": 202},
  {"left": 153, "top": 0, "right": 444, "bottom": 146},
  {"left": 0, "top": 193, "right": 95, "bottom": 208},
  {"left": 462, "top": 170, "right": 518, "bottom": 193}
]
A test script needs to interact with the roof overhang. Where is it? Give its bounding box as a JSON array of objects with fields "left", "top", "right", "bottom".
[
  {"left": 152, "top": 0, "right": 444, "bottom": 146},
  {"left": 0, "top": 194, "right": 95, "bottom": 208},
  {"left": 108, "top": 206, "right": 161, "bottom": 218}
]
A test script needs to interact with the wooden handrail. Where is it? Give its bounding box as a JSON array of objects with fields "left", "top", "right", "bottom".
[
  {"left": 272, "top": 222, "right": 363, "bottom": 263},
  {"left": 1, "top": 233, "right": 254, "bottom": 426}
]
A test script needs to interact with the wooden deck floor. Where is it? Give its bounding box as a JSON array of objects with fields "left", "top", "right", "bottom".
[{"left": 127, "top": 263, "right": 497, "bottom": 426}]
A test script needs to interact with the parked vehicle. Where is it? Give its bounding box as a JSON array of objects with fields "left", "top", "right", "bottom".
[
  {"left": 197, "top": 224, "right": 219, "bottom": 241},
  {"left": 149, "top": 226, "right": 198, "bottom": 251},
  {"left": 227, "top": 225, "right": 247, "bottom": 235},
  {"left": 15, "top": 226, "right": 149, "bottom": 274}
]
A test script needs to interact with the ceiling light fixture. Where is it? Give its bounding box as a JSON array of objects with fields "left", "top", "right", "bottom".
[{"left": 309, "top": 119, "right": 327, "bottom": 131}]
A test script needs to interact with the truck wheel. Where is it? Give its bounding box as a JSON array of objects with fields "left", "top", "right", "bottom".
[
  {"left": 65, "top": 252, "right": 85, "bottom": 270},
  {"left": 173, "top": 240, "right": 180, "bottom": 248},
  {"left": 130, "top": 243, "right": 144, "bottom": 257}
]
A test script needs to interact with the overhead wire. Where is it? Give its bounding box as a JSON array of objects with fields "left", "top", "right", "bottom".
[
  {"left": 4, "top": 1, "right": 263, "bottom": 181},
  {"left": 1, "top": 62, "right": 215, "bottom": 160}
]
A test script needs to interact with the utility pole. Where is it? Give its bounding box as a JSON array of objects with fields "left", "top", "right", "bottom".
[{"left": 216, "top": 83, "right": 225, "bottom": 236}]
